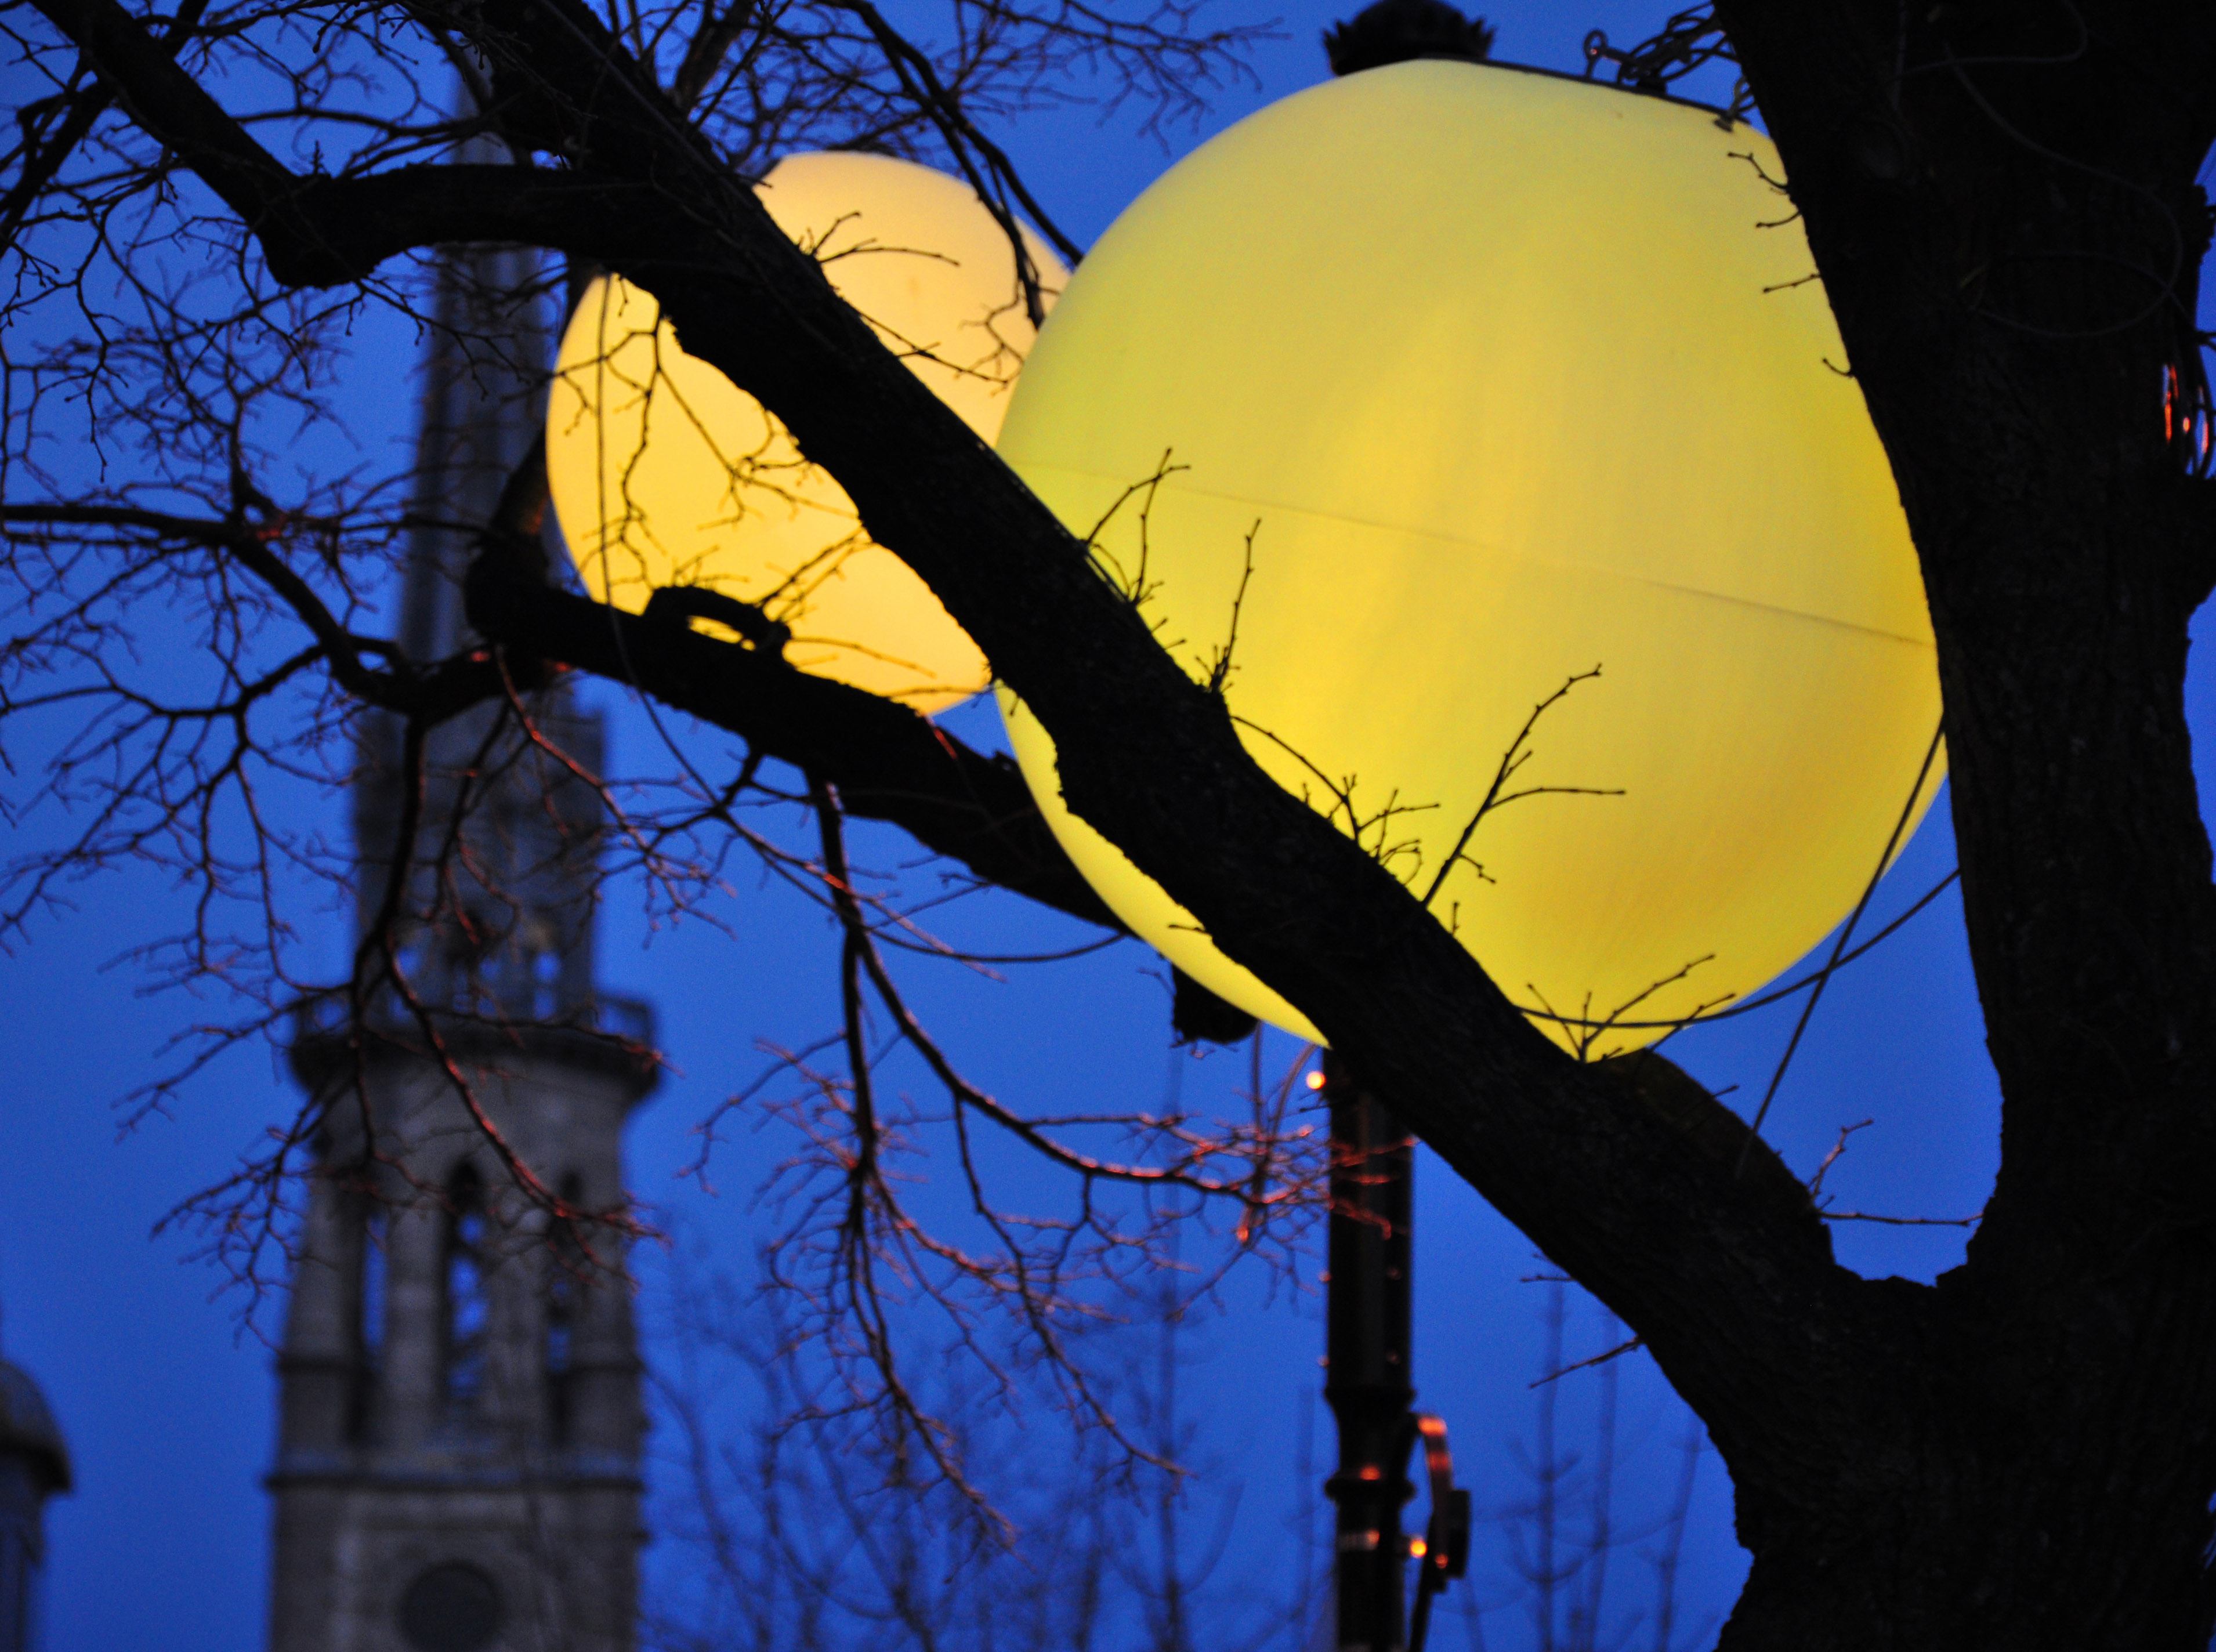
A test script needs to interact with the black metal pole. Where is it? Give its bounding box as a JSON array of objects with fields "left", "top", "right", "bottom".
[
  {"left": 1321, "top": 1052, "right": 1415, "bottom": 1652},
  {"left": 1313, "top": 9, "right": 1473, "bottom": 1631}
]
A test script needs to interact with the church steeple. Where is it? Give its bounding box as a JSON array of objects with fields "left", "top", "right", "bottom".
[
  {"left": 348, "top": 139, "right": 603, "bottom": 1017},
  {"left": 273, "top": 121, "right": 657, "bottom": 1652},
  {"left": 393, "top": 198, "right": 545, "bottom": 669}
]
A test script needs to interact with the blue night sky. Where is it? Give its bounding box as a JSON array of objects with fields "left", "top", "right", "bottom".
[{"left": 2, "top": 4, "right": 2211, "bottom": 1648}]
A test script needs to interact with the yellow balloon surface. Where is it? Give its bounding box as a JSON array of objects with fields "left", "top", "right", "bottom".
[
  {"left": 996, "top": 62, "right": 1942, "bottom": 1052},
  {"left": 548, "top": 151, "right": 1067, "bottom": 711}
]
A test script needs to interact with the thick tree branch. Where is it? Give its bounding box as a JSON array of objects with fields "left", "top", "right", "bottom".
[
  {"left": 0, "top": 0, "right": 210, "bottom": 252},
  {"left": 5, "top": 490, "right": 1126, "bottom": 929},
  {"left": 27, "top": 0, "right": 356, "bottom": 272},
  {"left": 29, "top": 0, "right": 661, "bottom": 287},
  {"left": 465, "top": 559, "right": 1124, "bottom": 932}
]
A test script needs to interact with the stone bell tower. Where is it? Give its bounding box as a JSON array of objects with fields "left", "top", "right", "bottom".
[{"left": 270, "top": 211, "right": 657, "bottom": 1652}]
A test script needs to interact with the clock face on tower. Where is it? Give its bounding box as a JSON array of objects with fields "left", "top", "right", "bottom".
[{"left": 398, "top": 1562, "right": 504, "bottom": 1652}]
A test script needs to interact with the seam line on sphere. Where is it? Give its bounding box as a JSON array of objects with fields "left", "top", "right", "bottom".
[{"left": 1012, "top": 463, "right": 1936, "bottom": 651}]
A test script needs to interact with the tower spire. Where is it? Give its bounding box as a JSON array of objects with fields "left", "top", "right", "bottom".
[
  {"left": 393, "top": 143, "right": 548, "bottom": 669},
  {"left": 348, "top": 151, "right": 598, "bottom": 1012},
  {"left": 274, "top": 101, "right": 656, "bottom": 1652}
]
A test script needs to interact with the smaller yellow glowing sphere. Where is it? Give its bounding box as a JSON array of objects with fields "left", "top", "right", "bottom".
[
  {"left": 997, "top": 62, "right": 1942, "bottom": 1052},
  {"left": 547, "top": 151, "right": 1068, "bottom": 711}
]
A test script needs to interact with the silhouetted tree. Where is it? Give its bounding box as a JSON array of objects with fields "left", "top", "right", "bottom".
[{"left": 3, "top": 0, "right": 2214, "bottom": 1642}]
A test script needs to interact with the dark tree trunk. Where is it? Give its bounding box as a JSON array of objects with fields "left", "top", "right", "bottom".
[
  {"left": 1712, "top": 1273, "right": 2216, "bottom": 1647},
  {"left": 1703, "top": 3, "right": 2216, "bottom": 1643}
]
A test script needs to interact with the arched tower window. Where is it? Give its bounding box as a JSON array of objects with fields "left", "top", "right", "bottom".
[
  {"left": 544, "top": 1175, "right": 584, "bottom": 1446},
  {"left": 443, "top": 1164, "right": 490, "bottom": 1416},
  {"left": 349, "top": 1202, "right": 389, "bottom": 1443},
  {"left": 530, "top": 949, "right": 561, "bottom": 1020}
]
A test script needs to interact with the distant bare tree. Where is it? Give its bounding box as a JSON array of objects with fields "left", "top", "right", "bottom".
[
  {"left": 642, "top": 1233, "right": 1310, "bottom": 1652},
  {"left": 1491, "top": 1285, "right": 1717, "bottom": 1652}
]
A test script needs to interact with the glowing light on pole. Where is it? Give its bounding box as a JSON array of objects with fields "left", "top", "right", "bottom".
[
  {"left": 546, "top": 151, "right": 1068, "bottom": 712},
  {"left": 995, "top": 61, "right": 1942, "bottom": 1051}
]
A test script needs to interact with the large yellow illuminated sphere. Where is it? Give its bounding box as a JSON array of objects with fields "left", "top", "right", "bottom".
[
  {"left": 997, "top": 62, "right": 1942, "bottom": 1052},
  {"left": 548, "top": 151, "right": 1067, "bottom": 711}
]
